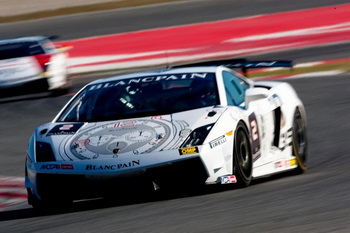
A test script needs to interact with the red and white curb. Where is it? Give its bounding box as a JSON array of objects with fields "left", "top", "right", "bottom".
[
  {"left": 0, "top": 177, "right": 26, "bottom": 210},
  {"left": 57, "top": 3, "right": 350, "bottom": 74}
]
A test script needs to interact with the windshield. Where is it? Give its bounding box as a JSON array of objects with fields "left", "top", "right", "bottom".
[
  {"left": 0, "top": 42, "right": 45, "bottom": 60},
  {"left": 57, "top": 72, "right": 219, "bottom": 122}
]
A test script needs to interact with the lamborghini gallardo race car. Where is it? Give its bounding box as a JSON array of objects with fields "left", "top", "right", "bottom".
[
  {"left": 0, "top": 36, "right": 70, "bottom": 96},
  {"left": 25, "top": 59, "right": 308, "bottom": 210}
]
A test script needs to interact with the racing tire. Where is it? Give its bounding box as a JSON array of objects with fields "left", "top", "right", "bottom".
[
  {"left": 28, "top": 189, "right": 73, "bottom": 213},
  {"left": 233, "top": 122, "right": 253, "bottom": 187},
  {"left": 292, "top": 107, "right": 308, "bottom": 174},
  {"left": 50, "top": 80, "right": 72, "bottom": 97},
  {"left": 26, "top": 166, "right": 73, "bottom": 213},
  {"left": 26, "top": 180, "right": 73, "bottom": 213}
]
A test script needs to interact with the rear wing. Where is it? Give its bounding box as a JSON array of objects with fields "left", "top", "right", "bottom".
[{"left": 173, "top": 58, "right": 293, "bottom": 76}]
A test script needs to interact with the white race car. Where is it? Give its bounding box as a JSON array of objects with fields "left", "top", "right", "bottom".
[
  {"left": 25, "top": 59, "right": 308, "bottom": 210},
  {"left": 0, "top": 36, "right": 70, "bottom": 96}
]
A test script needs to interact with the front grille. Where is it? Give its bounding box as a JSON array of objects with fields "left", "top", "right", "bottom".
[
  {"left": 35, "top": 157, "right": 208, "bottom": 201},
  {"left": 36, "top": 172, "right": 151, "bottom": 200},
  {"left": 146, "top": 157, "right": 208, "bottom": 188}
]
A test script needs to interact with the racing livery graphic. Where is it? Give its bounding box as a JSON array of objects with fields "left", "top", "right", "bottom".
[{"left": 68, "top": 120, "right": 172, "bottom": 159}]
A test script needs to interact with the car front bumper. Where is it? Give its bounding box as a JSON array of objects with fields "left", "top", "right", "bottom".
[{"left": 26, "top": 140, "right": 234, "bottom": 201}]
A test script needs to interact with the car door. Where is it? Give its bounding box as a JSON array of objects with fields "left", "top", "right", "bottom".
[
  {"left": 221, "top": 70, "right": 263, "bottom": 164},
  {"left": 245, "top": 87, "right": 283, "bottom": 165}
]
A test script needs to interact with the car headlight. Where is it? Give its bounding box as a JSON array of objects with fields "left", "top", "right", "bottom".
[
  {"left": 181, "top": 124, "right": 214, "bottom": 147},
  {"left": 26, "top": 152, "right": 33, "bottom": 168},
  {"left": 35, "top": 141, "right": 56, "bottom": 162}
]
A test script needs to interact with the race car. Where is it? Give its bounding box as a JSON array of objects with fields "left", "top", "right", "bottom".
[
  {"left": 0, "top": 36, "right": 70, "bottom": 96},
  {"left": 25, "top": 59, "right": 308, "bottom": 210}
]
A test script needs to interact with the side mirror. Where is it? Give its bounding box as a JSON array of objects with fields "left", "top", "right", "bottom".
[{"left": 245, "top": 87, "right": 269, "bottom": 107}]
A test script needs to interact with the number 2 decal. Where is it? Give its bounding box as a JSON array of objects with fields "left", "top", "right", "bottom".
[
  {"left": 250, "top": 119, "right": 259, "bottom": 141},
  {"left": 249, "top": 113, "right": 261, "bottom": 161}
]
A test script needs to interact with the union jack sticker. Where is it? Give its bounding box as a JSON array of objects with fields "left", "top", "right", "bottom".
[{"left": 221, "top": 175, "right": 237, "bottom": 184}]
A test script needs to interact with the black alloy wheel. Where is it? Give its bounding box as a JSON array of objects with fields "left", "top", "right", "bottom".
[
  {"left": 292, "top": 107, "right": 308, "bottom": 173},
  {"left": 233, "top": 122, "right": 253, "bottom": 187}
]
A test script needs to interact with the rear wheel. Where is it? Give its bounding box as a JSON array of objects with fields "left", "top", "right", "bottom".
[
  {"left": 50, "top": 79, "right": 71, "bottom": 97},
  {"left": 233, "top": 122, "right": 253, "bottom": 187},
  {"left": 292, "top": 107, "right": 308, "bottom": 174}
]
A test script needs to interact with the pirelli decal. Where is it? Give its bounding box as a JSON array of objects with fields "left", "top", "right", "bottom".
[
  {"left": 209, "top": 135, "right": 226, "bottom": 148},
  {"left": 179, "top": 147, "right": 199, "bottom": 155}
]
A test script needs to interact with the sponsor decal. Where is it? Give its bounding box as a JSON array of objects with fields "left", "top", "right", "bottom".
[
  {"left": 59, "top": 125, "right": 74, "bottom": 131},
  {"left": 290, "top": 158, "right": 297, "bottom": 166},
  {"left": 151, "top": 116, "right": 163, "bottom": 120},
  {"left": 209, "top": 135, "right": 226, "bottom": 148},
  {"left": 114, "top": 121, "right": 136, "bottom": 128},
  {"left": 275, "top": 158, "right": 297, "bottom": 168},
  {"left": 246, "top": 61, "right": 278, "bottom": 67},
  {"left": 179, "top": 147, "right": 199, "bottom": 155},
  {"left": 275, "top": 161, "right": 283, "bottom": 168},
  {"left": 40, "top": 164, "right": 74, "bottom": 170},
  {"left": 88, "top": 73, "right": 210, "bottom": 91},
  {"left": 47, "top": 123, "right": 84, "bottom": 136},
  {"left": 221, "top": 175, "right": 237, "bottom": 184},
  {"left": 85, "top": 160, "right": 140, "bottom": 170}
]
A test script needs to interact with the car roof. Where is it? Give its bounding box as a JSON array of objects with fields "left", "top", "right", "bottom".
[
  {"left": 0, "top": 36, "right": 49, "bottom": 45},
  {"left": 89, "top": 66, "right": 220, "bottom": 85}
]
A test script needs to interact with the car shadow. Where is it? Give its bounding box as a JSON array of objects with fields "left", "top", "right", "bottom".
[
  {"left": 0, "top": 186, "right": 221, "bottom": 221},
  {"left": 0, "top": 86, "right": 74, "bottom": 104},
  {"left": 0, "top": 92, "right": 52, "bottom": 104},
  {"left": 0, "top": 170, "right": 303, "bottom": 221}
]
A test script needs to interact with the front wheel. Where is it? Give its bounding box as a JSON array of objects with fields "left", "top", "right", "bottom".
[
  {"left": 27, "top": 188, "right": 73, "bottom": 213},
  {"left": 292, "top": 107, "right": 308, "bottom": 174},
  {"left": 233, "top": 122, "right": 253, "bottom": 187}
]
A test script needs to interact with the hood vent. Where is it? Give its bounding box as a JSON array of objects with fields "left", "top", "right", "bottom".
[{"left": 207, "top": 111, "right": 217, "bottom": 117}]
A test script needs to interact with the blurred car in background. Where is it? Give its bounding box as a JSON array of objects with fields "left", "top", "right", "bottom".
[{"left": 0, "top": 36, "right": 71, "bottom": 97}]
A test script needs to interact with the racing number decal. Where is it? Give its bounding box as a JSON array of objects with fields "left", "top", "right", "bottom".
[
  {"left": 249, "top": 113, "right": 261, "bottom": 162},
  {"left": 250, "top": 120, "right": 259, "bottom": 141}
]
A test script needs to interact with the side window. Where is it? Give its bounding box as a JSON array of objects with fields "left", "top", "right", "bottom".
[
  {"left": 27, "top": 42, "right": 45, "bottom": 55},
  {"left": 222, "top": 71, "right": 246, "bottom": 106},
  {"left": 40, "top": 39, "right": 56, "bottom": 53}
]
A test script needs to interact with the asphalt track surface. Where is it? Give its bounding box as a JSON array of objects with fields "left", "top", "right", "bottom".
[{"left": 1, "top": 0, "right": 350, "bottom": 232}]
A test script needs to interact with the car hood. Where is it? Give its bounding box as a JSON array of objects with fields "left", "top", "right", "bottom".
[{"left": 35, "top": 106, "right": 227, "bottom": 161}]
